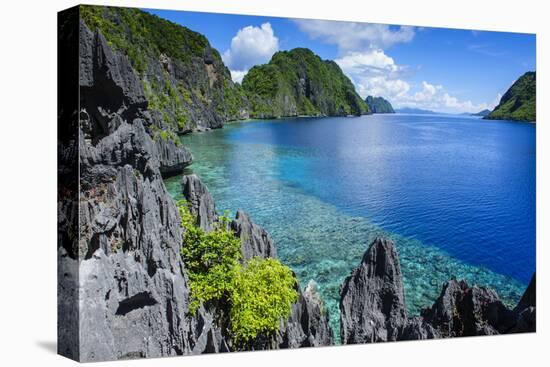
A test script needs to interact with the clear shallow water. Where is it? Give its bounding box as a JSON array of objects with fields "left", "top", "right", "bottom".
[{"left": 165, "top": 114, "right": 535, "bottom": 339}]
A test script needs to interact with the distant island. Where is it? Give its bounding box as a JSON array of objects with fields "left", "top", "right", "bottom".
[
  {"left": 365, "top": 96, "right": 395, "bottom": 114},
  {"left": 485, "top": 72, "right": 536, "bottom": 122},
  {"left": 471, "top": 109, "right": 491, "bottom": 117},
  {"left": 395, "top": 107, "right": 439, "bottom": 115}
]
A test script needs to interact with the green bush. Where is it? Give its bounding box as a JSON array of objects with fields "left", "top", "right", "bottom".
[
  {"left": 177, "top": 200, "right": 298, "bottom": 343},
  {"left": 178, "top": 201, "right": 241, "bottom": 312},
  {"left": 230, "top": 257, "right": 298, "bottom": 344}
]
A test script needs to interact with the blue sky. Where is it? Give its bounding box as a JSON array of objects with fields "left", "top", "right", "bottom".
[{"left": 144, "top": 8, "right": 535, "bottom": 114}]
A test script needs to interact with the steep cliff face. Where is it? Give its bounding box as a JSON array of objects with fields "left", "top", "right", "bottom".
[
  {"left": 79, "top": 18, "right": 193, "bottom": 176},
  {"left": 61, "top": 20, "right": 233, "bottom": 361},
  {"left": 80, "top": 5, "right": 250, "bottom": 134},
  {"left": 485, "top": 71, "right": 536, "bottom": 122},
  {"left": 340, "top": 238, "right": 536, "bottom": 344},
  {"left": 242, "top": 48, "right": 370, "bottom": 118}
]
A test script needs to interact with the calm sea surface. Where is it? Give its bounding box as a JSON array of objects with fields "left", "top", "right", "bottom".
[{"left": 165, "top": 114, "right": 536, "bottom": 338}]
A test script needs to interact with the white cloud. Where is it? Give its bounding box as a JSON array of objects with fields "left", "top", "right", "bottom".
[
  {"left": 335, "top": 49, "right": 492, "bottom": 114},
  {"left": 393, "top": 81, "right": 491, "bottom": 113},
  {"left": 222, "top": 23, "right": 279, "bottom": 75},
  {"left": 295, "top": 19, "right": 415, "bottom": 52},
  {"left": 335, "top": 49, "right": 410, "bottom": 100},
  {"left": 335, "top": 50, "right": 400, "bottom": 74},
  {"left": 492, "top": 93, "right": 503, "bottom": 108},
  {"left": 413, "top": 81, "right": 442, "bottom": 102},
  {"left": 229, "top": 70, "right": 248, "bottom": 84}
]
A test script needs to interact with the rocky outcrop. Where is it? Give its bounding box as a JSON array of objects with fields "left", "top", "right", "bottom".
[
  {"left": 509, "top": 273, "right": 536, "bottom": 333},
  {"left": 287, "top": 280, "right": 334, "bottom": 347},
  {"left": 340, "top": 237, "right": 408, "bottom": 343},
  {"left": 181, "top": 174, "right": 218, "bottom": 232},
  {"left": 365, "top": 96, "right": 395, "bottom": 114},
  {"left": 340, "top": 237, "right": 536, "bottom": 345},
  {"left": 154, "top": 138, "right": 193, "bottom": 177},
  {"left": 419, "top": 280, "right": 513, "bottom": 337},
  {"left": 79, "top": 22, "right": 147, "bottom": 143},
  {"left": 231, "top": 209, "right": 277, "bottom": 260}
]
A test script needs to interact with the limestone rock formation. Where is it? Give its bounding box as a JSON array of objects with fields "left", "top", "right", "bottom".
[
  {"left": 181, "top": 174, "right": 218, "bottom": 232},
  {"left": 231, "top": 209, "right": 277, "bottom": 260},
  {"left": 420, "top": 280, "right": 513, "bottom": 337},
  {"left": 339, "top": 237, "right": 536, "bottom": 344},
  {"left": 339, "top": 237, "right": 408, "bottom": 343},
  {"left": 154, "top": 138, "right": 193, "bottom": 177}
]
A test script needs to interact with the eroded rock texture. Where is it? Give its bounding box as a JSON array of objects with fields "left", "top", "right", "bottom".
[
  {"left": 231, "top": 209, "right": 277, "bottom": 260},
  {"left": 340, "top": 237, "right": 408, "bottom": 343},
  {"left": 340, "top": 237, "right": 536, "bottom": 344},
  {"left": 59, "top": 21, "right": 222, "bottom": 362}
]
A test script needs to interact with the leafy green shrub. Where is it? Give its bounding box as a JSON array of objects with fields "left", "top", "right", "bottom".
[
  {"left": 178, "top": 201, "right": 241, "bottom": 312},
  {"left": 230, "top": 257, "right": 298, "bottom": 344},
  {"left": 176, "top": 200, "right": 298, "bottom": 343}
]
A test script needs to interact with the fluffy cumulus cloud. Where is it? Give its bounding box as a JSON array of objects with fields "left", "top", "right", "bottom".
[
  {"left": 391, "top": 81, "right": 495, "bottom": 113},
  {"left": 294, "top": 19, "right": 415, "bottom": 51},
  {"left": 222, "top": 23, "right": 279, "bottom": 83},
  {"left": 335, "top": 50, "right": 410, "bottom": 100}
]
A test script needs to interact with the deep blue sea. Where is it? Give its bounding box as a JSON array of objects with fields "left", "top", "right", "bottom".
[{"left": 165, "top": 114, "right": 536, "bottom": 338}]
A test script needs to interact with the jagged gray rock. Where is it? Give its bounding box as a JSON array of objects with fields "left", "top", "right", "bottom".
[
  {"left": 79, "top": 20, "right": 147, "bottom": 143},
  {"left": 419, "top": 280, "right": 513, "bottom": 337},
  {"left": 400, "top": 316, "right": 440, "bottom": 340},
  {"left": 339, "top": 237, "right": 536, "bottom": 344},
  {"left": 231, "top": 209, "right": 277, "bottom": 260},
  {"left": 58, "top": 22, "right": 228, "bottom": 362},
  {"left": 154, "top": 138, "right": 193, "bottom": 177},
  {"left": 339, "top": 237, "right": 408, "bottom": 344},
  {"left": 290, "top": 280, "right": 334, "bottom": 347},
  {"left": 181, "top": 174, "right": 218, "bottom": 232}
]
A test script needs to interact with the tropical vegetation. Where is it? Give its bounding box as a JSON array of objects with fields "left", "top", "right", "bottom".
[
  {"left": 177, "top": 200, "right": 298, "bottom": 344},
  {"left": 485, "top": 71, "right": 536, "bottom": 122}
]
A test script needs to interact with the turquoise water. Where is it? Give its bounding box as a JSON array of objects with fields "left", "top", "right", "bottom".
[{"left": 165, "top": 114, "right": 535, "bottom": 338}]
